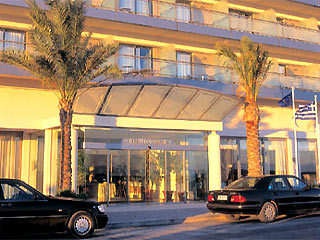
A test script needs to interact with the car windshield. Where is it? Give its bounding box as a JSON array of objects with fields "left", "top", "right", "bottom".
[{"left": 224, "top": 177, "right": 262, "bottom": 190}]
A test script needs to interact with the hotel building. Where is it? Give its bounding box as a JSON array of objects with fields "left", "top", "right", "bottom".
[{"left": 1, "top": 0, "right": 320, "bottom": 203}]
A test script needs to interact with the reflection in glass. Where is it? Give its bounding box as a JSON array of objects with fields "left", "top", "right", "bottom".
[
  {"left": 147, "top": 150, "right": 165, "bottom": 202},
  {"left": 298, "top": 140, "right": 317, "bottom": 185},
  {"left": 186, "top": 151, "right": 208, "bottom": 200},
  {"left": 166, "top": 151, "right": 184, "bottom": 202},
  {"left": 129, "top": 150, "right": 145, "bottom": 201},
  {"left": 109, "top": 150, "right": 128, "bottom": 202}
]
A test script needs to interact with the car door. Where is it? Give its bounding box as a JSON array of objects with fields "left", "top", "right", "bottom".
[
  {"left": 285, "top": 176, "right": 318, "bottom": 213},
  {"left": 0, "top": 181, "right": 51, "bottom": 231},
  {"left": 268, "top": 177, "right": 296, "bottom": 214}
]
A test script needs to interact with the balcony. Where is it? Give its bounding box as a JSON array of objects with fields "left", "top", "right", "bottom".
[
  {"left": 110, "top": 54, "right": 320, "bottom": 92},
  {"left": 87, "top": 0, "right": 320, "bottom": 45}
]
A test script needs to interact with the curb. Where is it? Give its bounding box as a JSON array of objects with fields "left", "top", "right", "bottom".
[
  {"left": 107, "top": 218, "right": 185, "bottom": 229},
  {"left": 107, "top": 213, "right": 223, "bottom": 229}
]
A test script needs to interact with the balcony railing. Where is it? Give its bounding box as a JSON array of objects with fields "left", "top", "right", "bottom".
[
  {"left": 88, "top": 0, "right": 320, "bottom": 45},
  {"left": 110, "top": 54, "right": 320, "bottom": 92}
]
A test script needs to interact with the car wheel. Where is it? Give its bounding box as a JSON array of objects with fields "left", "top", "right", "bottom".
[
  {"left": 225, "top": 214, "right": 241, "bottom": 222},
  {"left": 68, "top": 211, "right": 95, "bottom": 239},
  {"left": 259, "top": 202, "right": 277, "bottom": 223}
]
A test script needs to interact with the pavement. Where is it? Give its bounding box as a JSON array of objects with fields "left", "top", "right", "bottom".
[{"left": 106, "top": 201, "right": 223, "bottom": 229}]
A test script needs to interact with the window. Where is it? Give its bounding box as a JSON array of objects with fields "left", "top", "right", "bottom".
[
  {"left": 176, "top": 51, "right": 191, "bottom": 78},
  {"left": 268, "top": 177, "right": 289, "bottom": 191},
  {"left": 279, "top": 64, "right": 287, "bottom": 75},
  {"left": 119, "top": 0, "right": 152, "bottom": 15},
  {"left": 262, "top": 139, "right": 287, "bottom": 175},
  {"left": 0, "top": 29, "right": 25, "bottom": 51},
  {"left": 229, "top": 8, "right": 253, "bottom": 18},
  {"left": 176, "top": 0, "right": 191, "bottom": 22},
  {"left": 1, "top": 183, "right": 34, "bottom": 201},
  {"left": 287, "top": 176, "right": 307, "bottom": 190},
  {"left": 298, "top": 140, "right": 317, "bottom": 185},
  {"left": 119, "top": 45, "right": 152, "bottom": 73}
]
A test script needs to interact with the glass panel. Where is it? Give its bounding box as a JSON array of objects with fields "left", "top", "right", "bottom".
[
  {"left": 220, "top": 138, "right": 237, "bottom": 187},
  {"left": 119, "top": 45, "right": 135, "bottom": 72},
  {"left": 36, "top": 136, "right": 44, "bottom": 191},
  {"left": 135, "top": 47, "right": 151, "bottom": 70},
  {"left": 186, "top": 151, "right": 208, "bottom": 201},
  {"left": 176, "top": 4, "right": 190, "bottom": 22},
  {"left": 239, "top": 139, "right": 248, "bottom": 177},
  {"left": 147, "top": 150, "right": 165, "bottom": 202},
  {"left": 166, "top": 151, "right": 184, "bottom": 202},
  {"left": 84, "top": 149, "right": 108, "bottom": 201},
  {"left": 177, "top": 52, "right": 191, "bottom": 78},
  {"left": 287, "top": 176, "right": 307, "bottom": 190},
  {"left": 119, "top": 0, "right": 134, "bottom": 11},
  {"left": 136, "top": 0, "right": 152, "bottom": 15},
  {"left": 263, "top": 140, "right": 287, "bottom": 175},
  {"left": 129, "top": 150, "right": 145, "bottom": 202},
  {"left": 109, "top": 150, "right": 128, "bottom": 202},
  {"left": 268, "top": 177, "right": 289, "bottom": 191},
  {"left": 298, "top": 140, "right": 317, "bottom": 185},
  {"left": 1, "top": 183, "right": 34, "bottom": 201}
]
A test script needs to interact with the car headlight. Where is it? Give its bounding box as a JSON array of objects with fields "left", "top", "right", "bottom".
[{"left": 97, "top": 204, "right": 108, "bottom": 213}]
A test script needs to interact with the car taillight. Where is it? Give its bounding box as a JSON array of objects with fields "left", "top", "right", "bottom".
[
  {"left": 208, "top": 194, "right": 215, "bottom": 202},
  {"left": 230, "top": 195, "right": 246, "bottom": 203}
]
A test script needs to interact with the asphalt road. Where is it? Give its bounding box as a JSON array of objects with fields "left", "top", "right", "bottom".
[{"left": 3, "top": 214, "right": 320, "bottom": 240}]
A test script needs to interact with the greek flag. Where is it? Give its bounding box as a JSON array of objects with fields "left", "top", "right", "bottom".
[{"left": 295, "top": 102, "right": 316, "bottom": 120}]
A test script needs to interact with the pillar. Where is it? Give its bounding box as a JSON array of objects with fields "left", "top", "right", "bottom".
[
  {"left": 286, "top": 138, "right": 296, "bottom": 176},
  {"left": 43, "top": 129, "right": 53, "bottom": 195},
  {"left": 71, "top": 127, "right": 78, "bottom": 192},
  {"left": 208, "top": 131, "right": 221, "bottom": 190}
]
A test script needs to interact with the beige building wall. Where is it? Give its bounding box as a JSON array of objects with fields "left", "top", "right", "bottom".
[{"left": 0, "top": 86, "right": 58, "bottom": 129}]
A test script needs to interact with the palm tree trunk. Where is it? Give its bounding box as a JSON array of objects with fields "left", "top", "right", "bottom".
[
  {"left": 244, "top": 101, "right": 262, "bottom": 177},
  {"left": 59, "top": 100, "right": 73, "bottom": 191},
  {"left": 246, "top": 121, "right": 262, "bottom": 176}
]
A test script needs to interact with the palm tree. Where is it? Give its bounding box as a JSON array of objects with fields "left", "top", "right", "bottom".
[
  {"left": 217, "top": 36, "right": 272, "bottom": 177},
  {"left": 0, "top": 0, "right": 119, "bottom": 191}
]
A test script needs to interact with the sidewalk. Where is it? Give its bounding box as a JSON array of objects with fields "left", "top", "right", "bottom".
[{"left": 106, "top": 202, "right": 221, "bottom": 229}]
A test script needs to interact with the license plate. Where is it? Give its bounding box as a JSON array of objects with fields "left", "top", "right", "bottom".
[{"left": 217, "top": 195, "right": 228, "bottom": 201}]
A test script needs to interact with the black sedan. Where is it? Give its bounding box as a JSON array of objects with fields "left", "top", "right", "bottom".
[
  {"left": 0, "top": 179, "right": 108, "bottom": 238},
  {"left": 207, "top": 175, "right": 320, "bottom": 222}
]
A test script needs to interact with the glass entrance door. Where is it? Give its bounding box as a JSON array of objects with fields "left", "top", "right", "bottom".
[{"left": 79, "top": 148, "right": 208, "bottom": 203}]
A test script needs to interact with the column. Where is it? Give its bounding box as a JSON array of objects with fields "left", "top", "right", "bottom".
[
  {"left": 21, "top": 132, "right": 31, "bottom": 184},
  {"left": 208, "top": 131, "right": 221, "bottom": 190},
  {"left": 71, "top": 127, "right": 78, "bottom": 192},
  {"left": 286, "top": 138, "right": 296, "bottom": 176},
  {"left": 43, "top": 129, "right": 52, "bottom": 195}
]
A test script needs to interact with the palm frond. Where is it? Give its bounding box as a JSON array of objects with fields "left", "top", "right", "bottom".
[{"left": 216, "top": 36, "right": 272, "bottom": 101}]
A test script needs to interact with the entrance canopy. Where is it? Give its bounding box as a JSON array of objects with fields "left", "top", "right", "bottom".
[{"left": 74, "top": 84, "right": 238, "bottom": 121}]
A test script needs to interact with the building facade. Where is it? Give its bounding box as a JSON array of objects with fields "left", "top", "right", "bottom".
[{"left": 1, "top": 0, "right": 320, "bottom": 203}]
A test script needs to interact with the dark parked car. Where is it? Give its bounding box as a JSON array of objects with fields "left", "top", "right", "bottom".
[
  {"left": 0, "top": 179, "right": 108, "bottom": 238},
  {"left": 207, "top": 175, "right": 320, "bottom": 223}
]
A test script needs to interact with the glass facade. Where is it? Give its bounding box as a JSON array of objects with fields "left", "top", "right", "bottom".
[
  {"left": 220, "top": 137, "right": 288, "bottom": 187},
  {"left": 78, "top": 128, "right": 208, "bottom": 203}
]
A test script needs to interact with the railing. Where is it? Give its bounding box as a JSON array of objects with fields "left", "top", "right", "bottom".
[
  {"left": 87, "top": 0, "right": 320, "bottom": 45},
  {"left": 109, "top": 54, "right": 320, "bottom": 92}
]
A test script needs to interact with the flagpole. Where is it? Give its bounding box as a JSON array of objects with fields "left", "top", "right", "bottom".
[
  {"left": 315, "top": 95, "right": 320, "bottom": 184},
  {"left": 292, "top": 87, "right": 299, "bottom": 177}
]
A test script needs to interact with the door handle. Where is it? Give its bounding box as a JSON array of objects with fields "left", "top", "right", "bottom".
[{"left": 0, "top": 203, "right": 12, "bottom": 207}]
